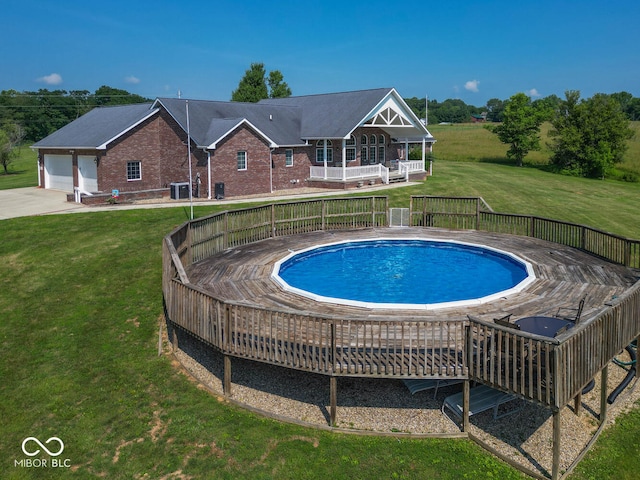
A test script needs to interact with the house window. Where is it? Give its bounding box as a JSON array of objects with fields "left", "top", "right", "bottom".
[
  {"left": 369, "top": 145, "right": 377, "bottom": 164},
  {"left": 127, "top": 161, "right": 141, "bottom": 181},
  {"left": 285, "top": 149, "right": 293, "bottom": 167},
  {"left": 378, "top": 145, "right": 385, "bottom": 164},
  {"left": 361, "top": 146, "right": 368, "bottom": 164},
  {"left": 361, "top": 134, "right": 367, "bottom": 146},
  {"left": 345, "top": 135, "right": 356, "bottom": 162},
  {"left": 237, "top": 151, "right": 247, "bottom": 171},
  {"left": 379, "top": 134, "right": 385, "bottom": 145},
  {"left": 370, "top": 134, "right": 377, "bottom": 145},
  {"left": 315, "top": 140, "right": 333, "bottom": 163}
]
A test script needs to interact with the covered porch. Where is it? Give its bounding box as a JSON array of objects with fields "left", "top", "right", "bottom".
[{"left": 307, "top": 90, "right": 435, "bottom": 186}]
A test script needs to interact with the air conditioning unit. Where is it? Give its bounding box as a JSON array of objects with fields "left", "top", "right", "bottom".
[{"left": 170, "top": 182, "right": 190, "bottom": 199}]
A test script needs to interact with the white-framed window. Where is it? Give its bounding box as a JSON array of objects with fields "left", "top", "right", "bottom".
[
  {"left": 315, "top": 140, "right": 333, "bottom": 163},
  {"left": 369, "top": 145, "right": 377, "bottom": 164},
  {"left": 378, "top": 145, "right": 385, "bottom": 164},
  {"left": 379, "top": 134, "right": 385, "bottom": 145},
  {"left": 361, "top": 146, "right": 368, "bottom": 164},
  {"left": 285, "top": 149, "right": 293, "bottom": 167},
  {"left": 345, "top": 135, "right": 356, "bottom": 162},
  {"left": 127, "top": 161, "right": 141, "bottom": 181},
  {"left": 370, "top": 134, "right": 377, "bottom": 145},
  {"left": 361, "top": 134, "right": 367, "bottom": 146},
  {"left": 237, "top": 151, "right": 247, "bottom": 171}
]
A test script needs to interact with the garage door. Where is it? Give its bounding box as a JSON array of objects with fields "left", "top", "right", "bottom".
[{"left": 44, "top": 155, "right": 73, "bottom": 191}]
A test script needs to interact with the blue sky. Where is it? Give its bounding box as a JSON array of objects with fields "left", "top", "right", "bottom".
[{"left": 2, "top": 0, "right": 639, "bottom": 106}]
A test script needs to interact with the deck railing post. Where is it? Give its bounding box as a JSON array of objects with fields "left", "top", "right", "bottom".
[
  {"left": 321, "top": 199, "right": 326, "bottom": 231},
  {"left": 271, "top": 204, "right": 276, "bottom": 237}
]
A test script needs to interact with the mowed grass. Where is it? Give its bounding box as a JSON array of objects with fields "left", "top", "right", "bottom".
[{"left": 0, "top": 145, "right": 38, "bottom": 189}]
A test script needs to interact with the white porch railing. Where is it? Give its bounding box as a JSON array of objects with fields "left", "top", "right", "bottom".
[
  {"left": 398, "top": 160, "right": 425, "bottom": 180},
  {"left": 309, "top": 161, "right": 424, "bottom": 184},
  {"left": 309, "top": 164, "right": 391, "bottom": 184}
]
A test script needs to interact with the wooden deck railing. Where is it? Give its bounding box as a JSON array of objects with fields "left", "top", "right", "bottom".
[{"left": 163, "top": 196, "right": 640, "bottom": 410}]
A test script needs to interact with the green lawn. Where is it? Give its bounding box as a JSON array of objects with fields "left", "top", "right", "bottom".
[{"left": 0, "top": 145, "right": 38, "bottom": 189}]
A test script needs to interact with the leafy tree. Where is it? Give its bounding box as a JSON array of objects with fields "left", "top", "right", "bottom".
[
  {"left": 485, "top": 98, "right": 505, "bottom": 122},
  {"left": 436, "top": 99, "right": 470, "bottom": 123},
  {"left": 231, "top": 63, "right": 270, "bottom": 102},
  {"left": 231, "top": 63, "right": 292, "bottom": 102},
  {"left": 486, "top": 92, "right": 545, "bottom": 166},
  {"left": 549, "top": 91, "right": 634, "bottom": 178},
  {"left": 0, "top": 122, "right": 25, "bottom": 174},
  {"left": 267, "top": 70, "right": 291, "bottom": 98}
]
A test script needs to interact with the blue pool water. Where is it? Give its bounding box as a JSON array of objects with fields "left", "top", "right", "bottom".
[{"left": 273, "top": 239, "right": 533, "bottom": 308}]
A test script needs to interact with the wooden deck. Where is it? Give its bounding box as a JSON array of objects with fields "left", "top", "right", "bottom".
[{"left": 187, "top": 227, "right": 638, "bottom": 323}]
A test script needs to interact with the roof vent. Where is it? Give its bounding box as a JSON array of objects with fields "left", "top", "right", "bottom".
[{"left": 269, "top": 114, "right": 273, "bottom": 121}]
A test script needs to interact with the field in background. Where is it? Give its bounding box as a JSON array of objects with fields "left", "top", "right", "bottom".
[{"left": 427, "top": 121, "right": 640, "bottom": 179}]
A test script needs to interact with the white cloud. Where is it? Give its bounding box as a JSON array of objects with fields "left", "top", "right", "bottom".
[
  {"left": 38, "top": 73, "right": 63, "bottom": 85},
  {"left": 528, "top": 88, "right": 541, "bottom": 97},
  {"left": 125, "top": 75, "right": 140, "bottom": 84},
  {"left": 464, "top": 79, "right": 480, "bottom": 92}
]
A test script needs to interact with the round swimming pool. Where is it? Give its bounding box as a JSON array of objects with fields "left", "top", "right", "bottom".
[{"left": 272, "top": 238, "right": 535, "bottom": 310}]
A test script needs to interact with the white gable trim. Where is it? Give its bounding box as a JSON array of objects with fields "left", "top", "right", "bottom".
[
  {"left": 96, "top": 108, "right": 160, "bottom": 150},
  {"left": 207, "top": 119, "right": 278, "bottom": 150},
  {"left": 347, "top": 88, "right": 430, "bottom": 138}
]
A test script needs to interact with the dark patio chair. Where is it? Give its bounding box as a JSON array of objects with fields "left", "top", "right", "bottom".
[{"left": 555, "top": 295, "right": 587, "bottom": 324}]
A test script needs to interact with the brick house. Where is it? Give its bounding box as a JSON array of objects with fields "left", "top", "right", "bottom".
[{"left": 32, "top": 88, "right": 435, "bottom": 202}]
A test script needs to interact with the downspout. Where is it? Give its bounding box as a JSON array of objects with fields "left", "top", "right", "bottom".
[
  {"left": 269, "top": 147, "right": 274, "bottom": 193},
  {"left": 206, "top": 150, "right": 212, "bottom": 199}
]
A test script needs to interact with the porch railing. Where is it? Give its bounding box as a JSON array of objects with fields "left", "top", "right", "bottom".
[{"left": 309, "top": 164, "right": 390, "bottom": 183}]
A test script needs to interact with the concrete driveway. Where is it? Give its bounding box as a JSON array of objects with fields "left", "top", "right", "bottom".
[{"left": 0, "top": 188, "right": 86, "bottom": 220}]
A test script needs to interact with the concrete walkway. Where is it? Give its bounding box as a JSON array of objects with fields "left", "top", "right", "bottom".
[{"left": 0, "top": 182, "right": 419, "bottom": 220}]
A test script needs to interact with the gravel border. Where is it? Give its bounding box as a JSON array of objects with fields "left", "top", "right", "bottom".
[{"left": 169, "top": 326, "right": 639, "bottom": 477}]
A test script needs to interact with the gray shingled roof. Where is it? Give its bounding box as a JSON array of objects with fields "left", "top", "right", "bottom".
[
  {"left": 258, "top": 88, "right": 394, "bottom": 138},
  {"left": 156, "top": 98, "right": 304, "bottom": 147},
  {"left": 32, "top": 103, "right": 156, "bottom": 148}
]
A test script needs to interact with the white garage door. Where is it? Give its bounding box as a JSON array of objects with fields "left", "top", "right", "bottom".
[
  {"left": 44, "top": 154, "right": 73, "bottom": 191},
  {"left": 78, "top": 155, "right": 98, "bottom": 193}
]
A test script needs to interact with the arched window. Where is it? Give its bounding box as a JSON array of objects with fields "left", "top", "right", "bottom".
[
  {"left": 370, "top": 134, "right": 377, "bottom": 145},
  {"left": 345, "top": 135, "right": 356, "bottom": 162},
  {"left": 361, "top": 134, "right": 367, "bottom": 145},
  {"left": 315, "top": 140, "right": 333, "bottom": 163},
  {"left": 378, "top": 134, "right": 386, "bottom": 164}
]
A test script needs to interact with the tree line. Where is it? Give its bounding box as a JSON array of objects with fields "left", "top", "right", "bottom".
[{"left": 404, "top": 91, "right": 640, "bottom": 124}]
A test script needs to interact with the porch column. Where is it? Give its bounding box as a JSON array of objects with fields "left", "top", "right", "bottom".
[
  {"left": 404, "top": 139, "right": 409, "bottom": 160},
  {"left": 422, "top": 137, "right": 426, "bottom": 163},
  {"left": 323, "top": 140, "right": 328, "bottom": 179},
  {"left": 341, "top": 138, "right": 346, "bottom": 181}
]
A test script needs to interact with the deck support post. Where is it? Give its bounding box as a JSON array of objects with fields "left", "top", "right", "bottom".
[
  {"left": 552, "top": 408, "right": 561, "bottom": 480},
  {"left": 462, "top": 380, "right": 470, "bottom": 432},
  {"left": 600, "top": 364, "right": 608, "bottom": 424},
  {"left": 223, "top": 354, "right": 232, "bottom": 396},
  {"left": 330, "top": 376, "right": 337, "bottom": 426},
  {"left": 573, "top": 392, "right": 582, "bottom": 415}
]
